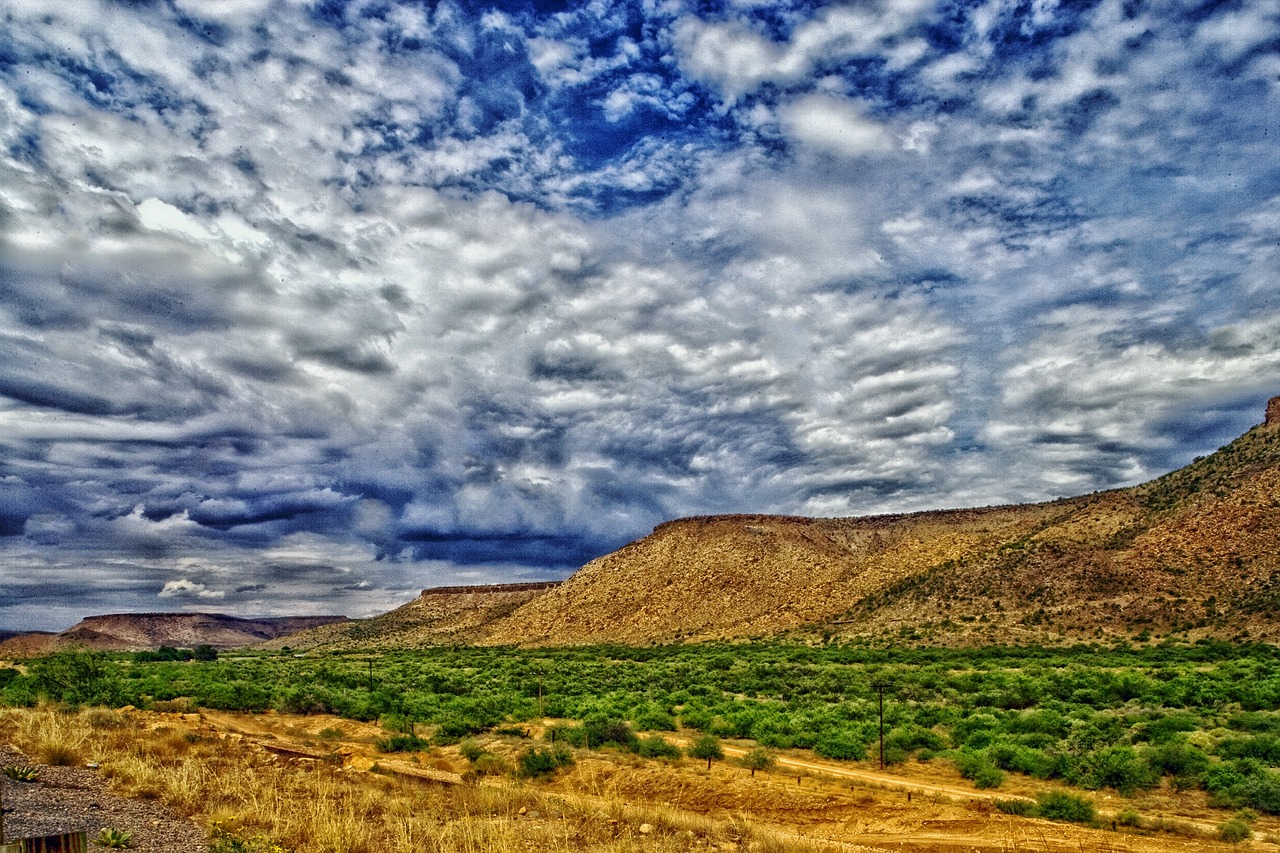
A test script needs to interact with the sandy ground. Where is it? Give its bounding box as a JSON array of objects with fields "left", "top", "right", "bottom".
[{"left": 190, "top": 710, "right": 1279, "bottom": 852}]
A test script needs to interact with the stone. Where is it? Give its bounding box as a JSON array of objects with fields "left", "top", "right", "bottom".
[{"left": 1267, "top": 396, "right": 1280, "bottom": 427}]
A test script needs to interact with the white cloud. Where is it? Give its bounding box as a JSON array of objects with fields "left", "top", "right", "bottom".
[
  {"left": 779, "top": 94, "right": 896, "bottom": 157},
  {"left": 159, "top": 579, "right": 225, "bottom": 599},
  {"left": 674, "top": 1, "right": 934, "bottom": 107},
  {"left": 170, "top": 0, "right": 272, "bottom": 23}
]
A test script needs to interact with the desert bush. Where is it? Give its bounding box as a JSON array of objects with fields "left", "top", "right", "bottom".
[
  {"left": 1035, "top": 790, "right": 1096, "bottom": 824},
  {"left": 739, "top": 746, "right": 776, "bottom": 776},
  {"left": 459, "top": 738, "right": 486, "bottom": 762},
  {"left": 636, "top": 735, "right": 682, "bottom": 759},
  {"left": 583, "top": 716, "right": 639, "bottom": 751},
  {"left": 1218, "top": 816, "right": 1252, "bottom": 843},
  {"left": 517, "top": 744, "right": 574, "bottom": 778},
  {"left": 993, "top": 798, "right": 1036, "bottom": 817},
  {"left": 470, "top": 752, "right": 511, "bottom": 777},
  {"left": 814, "top": 728, "right": 868, "bottom": 761},
  {"left": 1068, "top": 745, "right": 1158, "bottom": 794},
  {"left": 375, "top": 733, "right": 429, "bottom": 753},
  {"left": 987, "top": 740, "right": 1055, "bottom": 778},
  {"left": 1145, "top": 739, "right": 1209, "bottom": 778},
  {"left": 954, "top": 750, "right": 1004, "bottom": 789},
  {"left": 1116, "top": 807, "right": 1143, "bottom": 827},
  {"left": 632, "top": 703, "right": 677, "bottom": 732},
  {"left": 884, "top": 725, "right": 946, "bottom": 762},
  {"left": 1219, "top": 734, "right": 1280, "bottom": 765},
  {"left": 545, "top": 722, "right": 587, "bottom": 747}
]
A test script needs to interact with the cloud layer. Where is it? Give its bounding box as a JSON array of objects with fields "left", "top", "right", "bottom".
[{"left": 1, "top": 0, "right": 1278, "bottom": 629}]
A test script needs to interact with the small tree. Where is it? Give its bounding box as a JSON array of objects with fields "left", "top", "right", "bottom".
[
  {"left": 689, "top": 734, "right": 724, "bottom": 770},
  {"left": 741, "top": 746, "right": 776, "bottom": 777}
]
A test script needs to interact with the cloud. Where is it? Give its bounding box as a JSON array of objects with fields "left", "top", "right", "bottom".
[
  {"left": 673, "top": 1, "right": 934, "bottom": 107},
  {"left": 779, "top": 94, "right": 896, "bottom": 157},
  {"left": 158, "top": 579, "right": 225, "bottom": 600}
]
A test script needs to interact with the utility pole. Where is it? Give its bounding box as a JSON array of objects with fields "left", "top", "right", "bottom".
[{"left": 878, "top": 682, "right": 885, "bottom": 771}]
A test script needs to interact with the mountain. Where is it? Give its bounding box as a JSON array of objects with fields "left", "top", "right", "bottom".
[
  {"left": 256, "top": 583, "right": 560, "bottom": 651},
  {"left": 484, "top": 399, "right": 1280, "bottom": 646},
  {"left": 0, "top": 613, "right": 348, "bottom": 655}
]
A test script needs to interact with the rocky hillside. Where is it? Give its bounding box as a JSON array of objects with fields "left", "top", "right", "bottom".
[
  {"left": 0, "top": 613, "right": 347, "bottom": 655},
  {"left": 257, "top": 583, "right": 560, "bottom": 650},
  {"left": 486, "top": 400, "right": 1280, "bottom": 646}
]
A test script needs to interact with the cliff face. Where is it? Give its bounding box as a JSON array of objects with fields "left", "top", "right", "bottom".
[
  {"left": 485, "top": 404, "right": 1280, "bottom": 647},
  {"left": 484, "top": 509, "right": 1056, "bottom": 645}
]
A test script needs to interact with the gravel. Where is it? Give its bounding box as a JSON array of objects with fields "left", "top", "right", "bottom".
[{"left": 0, "top": 746, "right": 207, "bottom": 852}]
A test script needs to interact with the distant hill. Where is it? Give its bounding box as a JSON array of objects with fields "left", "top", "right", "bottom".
[
  {"left": 256, "top": 583, "right": 560, "bottom": 651},
  {"left": 0, "top": 613, "right": 347, "bottom": 656},
  {"left": 484, "top": 398, "right": 1280, "bottom": 646}
]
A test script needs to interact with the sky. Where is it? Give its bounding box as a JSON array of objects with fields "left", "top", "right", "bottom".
[{"left": 1, "top": 0, "right": 1278, "bottom": 631}]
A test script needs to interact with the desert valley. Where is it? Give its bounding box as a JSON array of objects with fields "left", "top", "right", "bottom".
[{"left": 3, "top": 403, "right": 1280, "bottom": 851}]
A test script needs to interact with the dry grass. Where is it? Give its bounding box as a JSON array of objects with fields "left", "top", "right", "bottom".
[{"left": 0, "top": 708, "right": 840, "bottom": 853}]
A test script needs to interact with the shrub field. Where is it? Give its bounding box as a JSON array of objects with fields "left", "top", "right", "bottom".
[{"left": 7, "top": 638, "right": 1280, "bottom": 815}]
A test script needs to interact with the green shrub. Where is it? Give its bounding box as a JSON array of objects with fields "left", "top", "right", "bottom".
[
  {"left": 632, "top": 704, "right": 677, "bottom": 732},
  {"left": 739, "top": 746, "right": 776, "bottom": 776},
  {"left": 375, "top": 734, "right": 429, "bottom": 753},
  {"left": 1145, "top": 740, "right": 1209, "bottom": 779},
  {"left": 459, "top": 738, "right": 485, "bottom": 762},
  {"left": 1219, "top": 734, "right": 1280, "bottom": 765},
  {"left": 988, "top": 741, "right": 1054, "bottom": 778},
  {"left": 545, "top": 723, "right": 587, "bottom": 747},
  {"left": 1239, "top": 771, "right": 1280, "bottom": 815},
  {"left": 1035, "top": 790, "right": 1096, "bottom": 824},
  {"left": 814, "top": 728, "right": 868, "bottom": 761},
  {"left": 431, "top": 716, "right": 480, "bottom": 745},
  {"left": 1070, "top": 746, "right": 1158, "bottom": 794},
  {"left": 93, "top": 828, "right": 134, "bottom": 849},
  {"left": 470, "top": 753, "right": 511, "bottom": 777},
  {"left": 3, "top": 764, "right": 40, "bottom": 782},
  {"left": 881, "top": 725, "right": 945, "bottom": 765},
  {"left": 688, "top": 734, "right": 724, "bottom": 769},
  {"left": 954, "top": 750, "right": 1004, "bottom": 789},
  {"left": 517, "top": 744, "right": 574, "bottom": 778},
  {"left": 636, "top": 735, "right": 682, "bottom": 759},
  {"left": 583, "top": 716, "right": 639, "bottom": 751},
  {"left": 1218, "top": 817, "right": 1252, "bottom": 843},
  {"left": 994, "top": 798, "right": 1036, "bottom": 817},
  {"left": 1116, "top": 807, "right": 1143, "bottom": 827},
  {"left": 1135, "top": 712, "right": 1200, "bottom": 743}
]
